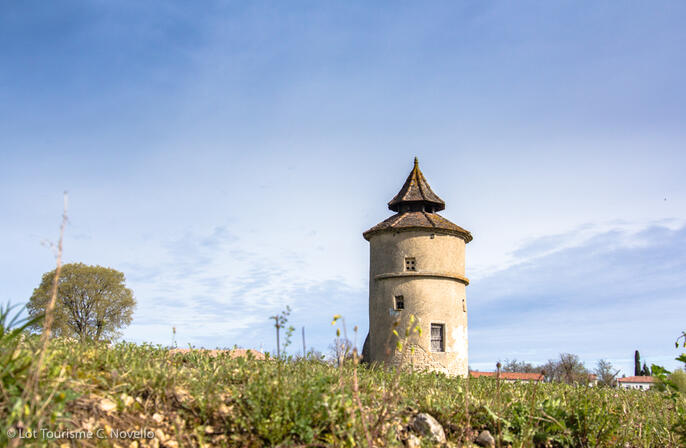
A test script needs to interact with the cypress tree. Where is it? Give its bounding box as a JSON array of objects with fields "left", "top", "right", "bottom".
[
  {"left": 634, "top": 350, "right": 641, "bottom": 376},
  {"left": 642, "top": 362, "right": 651, "bottom": 376}
]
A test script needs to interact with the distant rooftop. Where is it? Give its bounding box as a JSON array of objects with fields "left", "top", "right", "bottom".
[{"left": 617, "top": 376, "right": 655, "bottom": 383}]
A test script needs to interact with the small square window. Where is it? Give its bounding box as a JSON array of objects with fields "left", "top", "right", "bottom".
[
  {"left": 405, "top": 257, "right": 416, "bottom": 271},
  {"left": 431, "top": 324, "right": 444, "bottom": 352},
  {"left": 395, "top": 295, "right": 404, "bottom": 310}
]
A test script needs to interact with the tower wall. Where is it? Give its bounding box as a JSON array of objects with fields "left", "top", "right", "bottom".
[{"left": 368, "top": 230, "right": 468, "bottom": 376}]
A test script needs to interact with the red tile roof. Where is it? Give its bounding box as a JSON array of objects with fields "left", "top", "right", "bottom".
[
  {"left": 617, "top": 376, "right": 655, "bottom": 383},
  {"left": 470, "top": 371, "right": 544, "bottom": 381}
]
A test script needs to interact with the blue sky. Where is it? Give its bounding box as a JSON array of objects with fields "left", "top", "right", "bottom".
[{"left": 1, "top": 1, "right": 685, "bottom": 375}]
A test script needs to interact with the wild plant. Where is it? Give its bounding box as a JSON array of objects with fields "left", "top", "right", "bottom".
[
  {"left": 0, "top": 304, "right": 43, "bottom": 419},
  {"left": 651, "top": 329, "right": 686, "bottom": 444},
  {"left": 1, "top": 335, "right": 682, "bottom": 447},
  {"left": 330, "top": 313, "right": 425, "bottom": 446},
  {"left": 331, "top": 315, "right": 373, "bottom": 447},
  {"left": 270, "top": 305, "right": 294, "bottom": 358}
]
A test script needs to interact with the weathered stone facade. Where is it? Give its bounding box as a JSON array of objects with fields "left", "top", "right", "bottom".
[{"left": 363, "top": 159, "right": 472, "bottom": 376}]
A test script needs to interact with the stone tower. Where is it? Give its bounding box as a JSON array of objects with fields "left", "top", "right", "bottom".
[{"left": 363, "top": 158, "right": 473, "bottom": 376}]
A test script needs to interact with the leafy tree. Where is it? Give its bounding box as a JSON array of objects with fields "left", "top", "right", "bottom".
[
  {"left": 678, "top": 331, "right": 686, "bottom": 364},
  {"left": 651, "top": 331, "right": 686, "bottom": 444},
  {"left": 594, "top": 359, "right": 620, "bottom": 387},
  {"left": 669, "top": 369, "right": 686, "bottom": 394},
  {"left": 27, "top": 263, "right": 135, "bottom": 341},
  {"left": 635, "top": 350, "right": 641, "bottom": 376},
  {"left": 652, "top": 331, "right": 686, "bottom": 390}
]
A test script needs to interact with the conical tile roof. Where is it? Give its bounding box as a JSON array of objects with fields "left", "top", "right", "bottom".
[
  {"left": 388, "top": 157, "right": 445, "bottom": 212},
  {"left": 364, "top": 157, "right": 472, "bottom": 242}
]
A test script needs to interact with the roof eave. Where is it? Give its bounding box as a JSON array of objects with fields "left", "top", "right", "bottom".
[{"left": 363, "top": 225, "right": 473, "bottom": 242}]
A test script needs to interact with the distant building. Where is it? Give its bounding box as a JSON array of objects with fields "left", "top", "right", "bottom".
[
  {"left": 588, "top": 374, "right": 598, "bottom": 386},
  {"left": 470, "top": 371, "right": 544, "bottom": 383},
  {"left": 618, "top": 376, "right": 655, "bottom": 390},
  {"left": 363, "top": 158, "right": 473, "bottom": 376}
]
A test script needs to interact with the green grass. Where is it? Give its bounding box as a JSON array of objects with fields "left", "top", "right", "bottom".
[{"left": 2, "top": 338, "right": 685, "bottom": 447}]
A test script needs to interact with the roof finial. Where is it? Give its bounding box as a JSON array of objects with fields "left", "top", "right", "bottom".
[{"left": 414, "top": 156, "right": 418, "bottom": 168}]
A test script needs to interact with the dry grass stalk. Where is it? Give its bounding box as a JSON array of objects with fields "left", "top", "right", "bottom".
[
  {"left": 525, "top": 369, "right": 544, "bottom": 447},
  {"left": 332, "top": 317, "right": 373, "bottom": 447},
  {"left": 496, "top": 361, "right": 502, "bottom": 448},
  {"left": 24, "top": 192, "right": 68, "bottom": 398},
  {"left": 351, "top": 346, "right": 373, "bottom": 448},
  {"left": 367, "top": 315, "right": 422, "bottom": 443},
  {"left": 464, "top": 367, "right": 471, "bottom": 443}
]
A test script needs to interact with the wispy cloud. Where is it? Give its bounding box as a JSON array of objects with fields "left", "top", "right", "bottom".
[
  {"left": 121, "top": 225, "right": 366, "bottom": 354},
  {"left": 469, "top": 223, "right": 686, "bottom": 375}
]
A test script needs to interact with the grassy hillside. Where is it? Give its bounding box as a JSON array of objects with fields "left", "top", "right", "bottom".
[{"left": 2, "top": 339, "right": 685, "bottom": 447}]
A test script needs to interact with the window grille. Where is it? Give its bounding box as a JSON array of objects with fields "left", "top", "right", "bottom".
[
  {"left": 405, "top": 257, "right": 416, "bottom": 271},
  {"left": 395, "top": 295, "right": 404, "bottom": 310}
]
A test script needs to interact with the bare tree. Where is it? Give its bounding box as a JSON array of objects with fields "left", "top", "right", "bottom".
[
  {"left": 328, "top": 337, "right": 354, "bottom": 366},
  {"left": 594, "top": 359, "right": 620, "bottom": 387},
  {"left": 542, "top": 353, "right": 590, "bottom": 384},
  {"left": 501, "top": 358, "right": 538, "bottom": 373}
]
